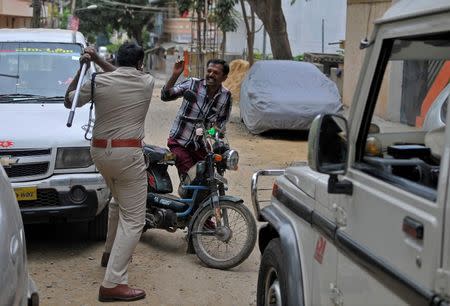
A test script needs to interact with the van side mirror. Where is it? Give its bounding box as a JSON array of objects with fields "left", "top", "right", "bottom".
[{"left": 308, "top": 114, "right": 352, "bottom": 195}]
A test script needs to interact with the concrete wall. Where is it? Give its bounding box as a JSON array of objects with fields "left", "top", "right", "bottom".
[
  {"left": 0, "top": 0, "right": 32, "bottom": 17},
  {"left": 226, "top": 0, "right": 346, "bottom": 57},
  {"left": 164, "top": 18, "right": 191, "bottom": 44},
  {"left": 0, "top": 0, "right": 32, "bottom": 28},
  {"left": 342, "top": 0, "right": 392, "bottom": 107}
]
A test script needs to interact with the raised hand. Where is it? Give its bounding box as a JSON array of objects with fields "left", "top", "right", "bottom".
[
  {"left": 173, "top": 56, "right": 185, "bottom": 76},
  {"left": 84, "top": 46, "right": 99, "bottom": 63},
  {"left": 79, "top": 53, "right": 91, "bottom": 71}
]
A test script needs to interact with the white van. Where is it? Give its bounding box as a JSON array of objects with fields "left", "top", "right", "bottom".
[
  {"left": 0, "top": 164, "right": 38, "bottom": 305},
  {"left": 0, "top": 29, "right": 110, "bottom": 240},
  {"left": 252, "top": 1, "right": 450, "bottom": 305}
]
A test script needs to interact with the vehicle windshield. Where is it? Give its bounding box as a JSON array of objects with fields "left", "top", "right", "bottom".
[{"left": 0, "top": 42, "right": 82, "bottom": 99}]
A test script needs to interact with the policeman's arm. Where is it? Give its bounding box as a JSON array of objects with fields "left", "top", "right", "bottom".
[
  {"left": 84, "top": 46, "right": 116, "bottom": 72},
  {"left": 64, "top": 69, "right": 81, "bottom": 108},
  {"left": 64, "top": 54, "right": 91, "bottom": 109}
]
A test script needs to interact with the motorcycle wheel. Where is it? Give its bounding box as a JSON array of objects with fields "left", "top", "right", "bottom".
[{"left": 192, "top": 200, "right": 257, "bottom": 269}]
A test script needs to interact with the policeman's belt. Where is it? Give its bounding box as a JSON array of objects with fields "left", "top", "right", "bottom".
[{"left": 92, "top": 138, "right": 143, "bottom": 148}]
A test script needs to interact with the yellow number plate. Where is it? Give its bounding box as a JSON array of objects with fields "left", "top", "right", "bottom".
[{"left": 14, "top": 187, "right": 37, "bottom": 201}]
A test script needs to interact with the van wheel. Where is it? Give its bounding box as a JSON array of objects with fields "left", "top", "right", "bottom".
[
  {"left": 257, "top": 238, "right": 287, "bottom": 306},
  {"left": 88, "top": 205, "right": 108, "bottom": 241}
]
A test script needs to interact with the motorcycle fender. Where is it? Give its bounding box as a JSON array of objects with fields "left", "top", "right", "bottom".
[
  {"left": 185, "top": 195, "right": 244, "bottom": 253},
  {"left": 218, "top": 195, "right": 243, "bottom": 204}
]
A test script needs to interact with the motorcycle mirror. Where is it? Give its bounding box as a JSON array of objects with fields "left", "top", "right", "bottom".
[{"left": 183, "top": 90, "right": 197, "bottom": 104}]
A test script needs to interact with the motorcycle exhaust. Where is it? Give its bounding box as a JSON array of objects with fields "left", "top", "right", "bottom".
[{"left": 147, "top": 193, "right": 189, "bottom": 212}]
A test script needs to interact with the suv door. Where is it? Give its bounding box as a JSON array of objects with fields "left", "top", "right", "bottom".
[{"left": 335, "top": 17, "right": 450, "bottom": 306}]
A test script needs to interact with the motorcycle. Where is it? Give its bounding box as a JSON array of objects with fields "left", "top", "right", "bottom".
[{"left": 143, "top": 90, "right": 257, "bottom": 270}]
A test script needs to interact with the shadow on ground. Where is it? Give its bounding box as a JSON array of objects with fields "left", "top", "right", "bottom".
[
  {"left": 259, "top": 129, "right": 309, "bottom": 141},
  {"left": 25, "top": 222, "right": 99, "bottom": 255}
]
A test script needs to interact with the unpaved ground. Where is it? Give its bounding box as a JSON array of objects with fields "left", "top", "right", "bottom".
[{"left": 26, "top": 72, "right": 308, "bottom": 306}]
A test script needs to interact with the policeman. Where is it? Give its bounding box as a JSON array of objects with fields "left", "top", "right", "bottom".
[{"left": 65, "top": 42, "right": 154, "bottom": 302}]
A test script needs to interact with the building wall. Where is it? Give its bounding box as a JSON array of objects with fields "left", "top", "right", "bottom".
[
  {"left": 0, "top": 0, "right": 32, "bottom": 28},
  {"left": 342, "top": 0, "right": 392, "bottom": 107},
  {"left": 164, "top": 18, "right": 191, "bottom": 44}
]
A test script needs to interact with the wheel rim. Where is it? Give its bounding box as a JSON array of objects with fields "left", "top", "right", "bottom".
[
  {"left": 265, "top": 267, "right": 282, "bottom": 306},
  {"left": 195, "top": 204, "right": 250, "bottom": 262}
]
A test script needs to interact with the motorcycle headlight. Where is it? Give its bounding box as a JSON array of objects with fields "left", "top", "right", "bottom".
[
  {"left": 55, "top": 147, "right": 93, "bottom": 169},
  {"left": 224, "top": 150, "right": 239, "bottom": 170}
]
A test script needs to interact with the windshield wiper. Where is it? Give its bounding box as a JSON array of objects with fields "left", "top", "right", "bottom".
[
  {"left": 0, "top": 94, "right": 46, "bottom": 103},
  {"left": 38, "top": 96, "right": 65, "bottom": 103},
  {"left": 0, "top": 73, "right": 19, "bottom": 79},
  {"left": 39, "top": 96, "right": 65, "bottom": 100}
]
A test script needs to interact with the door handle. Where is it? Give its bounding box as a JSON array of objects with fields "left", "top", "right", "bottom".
[{"left": 402, "top": 216, "right": 424, "bottom": 240}]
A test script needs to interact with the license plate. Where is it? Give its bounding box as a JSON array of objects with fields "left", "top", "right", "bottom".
[{"left": 14, "top": 187, "right": 37, "bottom": 201}]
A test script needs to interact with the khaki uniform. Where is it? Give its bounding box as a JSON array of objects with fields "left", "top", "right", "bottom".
[{"left": 69, "top": 67, "right": 154, "bottom": 286}]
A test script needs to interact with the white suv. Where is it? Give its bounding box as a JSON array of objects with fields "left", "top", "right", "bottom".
[
  {"left": 0, "top": 29, "right": 110, "bottom": 240},
  {"left": 252, "top": 1, "right": 450, "bottom": 305}
]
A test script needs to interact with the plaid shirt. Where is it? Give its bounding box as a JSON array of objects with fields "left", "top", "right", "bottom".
[{"left": 161, "top": 78, "right": 232, "bottom": 149}]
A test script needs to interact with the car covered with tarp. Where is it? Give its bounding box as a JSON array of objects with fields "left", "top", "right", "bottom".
[{"left": 239, "top": 60, "right": 343, "bottom": 134}]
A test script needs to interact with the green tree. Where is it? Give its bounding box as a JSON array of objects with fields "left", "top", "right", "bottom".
[
  {"left": 239, "top": 0, "right": 256, "bottom": 66},
  {"left": 214, "top": 0, "right": 240, "bottom": 58},
  {"left": 175, "top": 0, "right": 240, "bottom": 73},
  {"left": 176, "top": 0, "right": 207, "bottom": 75},
  {"left": 74, "top": 0, "right": 154, "bottom": 46}
]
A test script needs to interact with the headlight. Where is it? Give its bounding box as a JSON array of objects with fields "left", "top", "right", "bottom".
[
  {"left": 224, "top": 150, "right": 239, "bottom": 170},
  {"left": 55, "top": 147, "right": 93, "bottom": 169}
]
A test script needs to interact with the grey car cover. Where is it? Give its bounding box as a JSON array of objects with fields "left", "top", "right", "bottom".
[{"left": 240, "top": 60, "right": 342, "bottom": 134}]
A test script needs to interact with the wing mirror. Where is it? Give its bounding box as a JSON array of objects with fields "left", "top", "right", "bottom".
[{"left": 308, "top": 114, "right": 352, "bottom": 195}]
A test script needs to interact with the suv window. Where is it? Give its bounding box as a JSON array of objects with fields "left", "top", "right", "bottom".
[
  {"left": 356, "top": 34, "right": 450, "bottom": 201},
  {"left": 0, "top": 42, "right": 84, "bottom": 98}
]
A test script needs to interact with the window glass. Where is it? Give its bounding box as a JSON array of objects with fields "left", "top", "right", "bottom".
[
  {"left": 359, "top": 35, "right": 450, "bottom": 201},
  {"left": 0, "top": 42, "right": 85, "bottom": 98}
]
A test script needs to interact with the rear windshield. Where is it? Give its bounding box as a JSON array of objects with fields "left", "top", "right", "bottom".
[{"left": 0, "top": 42, "right": 82, "bottom": 97}]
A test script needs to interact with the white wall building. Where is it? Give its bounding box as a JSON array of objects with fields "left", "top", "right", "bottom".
[{"left": 226, "top": 0, "right": 347, "bottom": 57}]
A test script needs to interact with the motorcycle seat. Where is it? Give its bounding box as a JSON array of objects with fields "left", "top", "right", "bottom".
[{"left": 143, "top": 144, "right": 176, "bottom": 163}]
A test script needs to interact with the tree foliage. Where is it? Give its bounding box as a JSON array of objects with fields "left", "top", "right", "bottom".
[
  {"left": 175, "top": 0, "right": 240, "bottom": 63},
  {"left": 175, "top": 0, "right": 205, "bottom": 15},
  {"left": 214, "top": 0, "right": 239, "bottom": 33},
  {"left": 73, "top": 0, "right": 154, "bottom": 46},
  {"left": 214, "top": 0, "right": 239, "bottom": 57}
]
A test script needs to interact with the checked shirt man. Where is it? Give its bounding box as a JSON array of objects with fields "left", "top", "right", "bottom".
[{"left": 161, "top": 58, "right": 232, "bottom": 180}]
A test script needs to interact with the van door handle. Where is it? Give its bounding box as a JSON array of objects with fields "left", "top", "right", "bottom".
[{"left": 402, "top": 216, "right": 424, "bottom": 240}]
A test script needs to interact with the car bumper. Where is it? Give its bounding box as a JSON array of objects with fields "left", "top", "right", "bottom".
[{"left": 11, "top": 173, "right": 110, "bottom": 224}]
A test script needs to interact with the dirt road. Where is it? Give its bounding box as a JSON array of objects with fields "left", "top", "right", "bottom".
[{"left": 26, "top": 74, "right": 308, "bottom": 306}]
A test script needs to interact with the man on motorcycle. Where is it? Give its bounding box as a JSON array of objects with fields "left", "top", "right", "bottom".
[{"left": 161, "top": 57, "right": 232, "bottom": 187}]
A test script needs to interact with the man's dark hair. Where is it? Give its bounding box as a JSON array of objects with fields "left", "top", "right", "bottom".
[
  {"left": 116, "top": 41, "right": 144, "bottom": 67},
  {"left": 207, "top": 59, "right": 229, "bottom": 76}
]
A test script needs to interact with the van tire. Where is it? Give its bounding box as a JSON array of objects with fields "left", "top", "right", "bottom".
[
  {"left": 88, "top": 205, "right": 108, "bottom": 241},
  {"left": 257, "top": 238, "right": 287, "bottom": 306}
]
